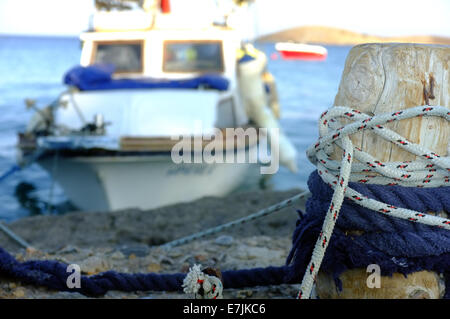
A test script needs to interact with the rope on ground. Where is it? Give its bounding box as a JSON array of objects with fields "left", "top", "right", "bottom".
[
  {"left": 0, "top": 189, "right": 309, "bottom": 297},
  {"left": 0, "top": 245, "right": 294, "bottom": 296},
  {"left": 160, "top": 190, "right": 310, "bottom": 249},
  {"left": 294, "top": 105, "right": 450, "bottom": 299}
]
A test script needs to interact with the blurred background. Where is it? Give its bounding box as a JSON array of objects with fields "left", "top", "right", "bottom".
[{"left": 0, "top": 0, "right": 449, "bottom": 221}]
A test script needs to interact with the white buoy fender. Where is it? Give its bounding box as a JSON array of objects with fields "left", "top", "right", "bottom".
[{"left": 237, "top": 49, "right": 298, "bottom": 173}]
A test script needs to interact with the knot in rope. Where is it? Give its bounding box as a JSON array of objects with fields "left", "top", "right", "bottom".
[
  {"left": 296, "top": 105, "right": 450, "bottom": 299},
  {"left": 182, "top": 264, "right": 223, "bottom": 299}
]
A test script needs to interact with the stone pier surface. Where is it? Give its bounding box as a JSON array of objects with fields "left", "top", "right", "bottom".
[{"left": 0, "top": 189, "right": 306, "bottom": 299}]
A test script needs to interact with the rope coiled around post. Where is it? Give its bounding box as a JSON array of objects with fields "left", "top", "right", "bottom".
[
  {"left": 286, "top": 171, "right": 450, "bottom": 298},
  {"left": 291, "top": 105, "right": 450, "bottom": 299}
]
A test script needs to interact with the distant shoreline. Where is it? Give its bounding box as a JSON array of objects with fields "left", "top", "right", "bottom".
[
  {"left": 256, "top": 25, "right": 450, "bottom": 46},
  {"left": 2, "top": 26, "right": 449, "bottom": 46}
]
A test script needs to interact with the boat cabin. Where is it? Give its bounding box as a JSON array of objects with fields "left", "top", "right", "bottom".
[
  {"left": 79, "top": 26, "right": 242, "bottom": 83},
  {"left": 58, "top": 23, "right": 250, "bottom": 138}
]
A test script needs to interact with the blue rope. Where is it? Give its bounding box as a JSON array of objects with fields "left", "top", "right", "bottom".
[
  {"left": 0, "top": 246, "right": 186, "bottom": 296},
  {"left": 0, "top": 246, "right": 294, "bottom": 296},
  {"left": 286, "top": 171, "right": 450, "bottom": 298},
  {"left": 0, "top": 170, "right": 448, "bottom": 297}
]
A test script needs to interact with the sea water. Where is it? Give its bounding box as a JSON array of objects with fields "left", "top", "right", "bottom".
[{"left": 0, "top": 35, "right": 351, "bottom": 221}]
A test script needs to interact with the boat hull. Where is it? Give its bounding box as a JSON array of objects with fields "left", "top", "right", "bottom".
[
  {"left": 38, "top": 149, "right": 260, "bottom": 212},
  {"left": 275, "top": 42, "right": 328, "bottom": 61},
  {"left": 278, "top": 50, "right": 327, "bottom": 61}
]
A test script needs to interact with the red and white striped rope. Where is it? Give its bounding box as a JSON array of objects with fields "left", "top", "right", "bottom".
[{"left": 297, "top": 105, "right": 450, "bottom": 299}]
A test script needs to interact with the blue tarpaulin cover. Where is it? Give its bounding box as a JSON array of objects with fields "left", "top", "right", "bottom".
[{"left": 63, "top": 64, "right": 229, "bottom": 91}]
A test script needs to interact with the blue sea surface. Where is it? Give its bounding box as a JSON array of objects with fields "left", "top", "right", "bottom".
[{"left": 0, "top": 35, "right": 351, "bottom": 221}]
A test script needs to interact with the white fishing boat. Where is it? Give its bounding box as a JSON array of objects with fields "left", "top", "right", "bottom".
[{"left": 17, "top": 0, "right": 298, "bottom": 212}]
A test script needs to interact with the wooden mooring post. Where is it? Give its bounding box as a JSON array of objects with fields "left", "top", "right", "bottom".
[{"left": 315, "top": 43, "right": 449, "bottom": 299}]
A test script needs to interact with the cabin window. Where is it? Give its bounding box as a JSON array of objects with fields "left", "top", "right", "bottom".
[
  {"left": 92, "top": 41, "right": 143, "bottom": 73},
  {"left": 163, "top": 41, "right": 224, "bottom": 73}
]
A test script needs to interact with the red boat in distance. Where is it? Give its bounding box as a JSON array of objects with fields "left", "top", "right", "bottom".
[{"left": 275, "top": 42, "right": 328, "bottom": 61}]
